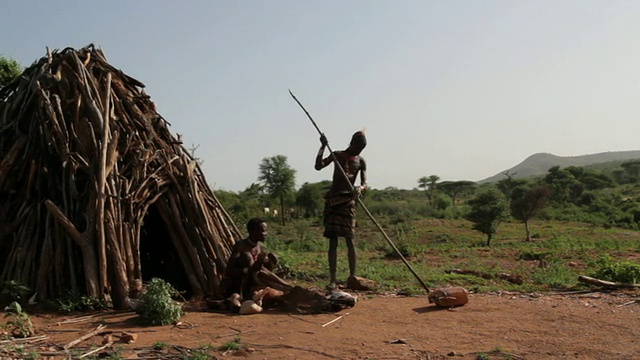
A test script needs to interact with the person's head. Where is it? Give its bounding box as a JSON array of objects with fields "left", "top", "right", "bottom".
[
  {"left": 246, "top": 217, "right": 268, "bottom": 243},
  {"left": 348, "top": 131, "right": 367, "bottom": 155}
]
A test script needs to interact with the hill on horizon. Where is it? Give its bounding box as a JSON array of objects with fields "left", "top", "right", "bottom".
[{"left": 479, "top": 150, "right": 640, "bottom": 184}]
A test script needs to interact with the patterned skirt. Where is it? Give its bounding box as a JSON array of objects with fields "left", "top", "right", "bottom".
[{"left": 322, "top": 192, "right": 357, "bottom": 238}]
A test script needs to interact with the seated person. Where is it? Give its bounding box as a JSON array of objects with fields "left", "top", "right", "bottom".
[{"left": 221, "top": 217, "right": 291, "bottom": 310}]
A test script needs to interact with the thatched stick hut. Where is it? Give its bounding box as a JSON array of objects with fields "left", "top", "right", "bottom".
[{"left": 0, "top": 45, "right": 241, "bottom": 309}]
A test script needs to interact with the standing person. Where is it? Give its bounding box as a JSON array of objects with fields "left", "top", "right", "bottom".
[
  {"left": 221, "top": 218, "right": 290, "bottom": 304},
  {"left": 315, "top": 131, "right": 367, "bottom": 290}
]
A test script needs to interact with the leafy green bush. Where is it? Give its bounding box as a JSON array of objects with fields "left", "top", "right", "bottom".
[
  {"left": 389, "top": 209, "right": 418, "bottom": 224},
  {"left": 529, "top": 260, "right": 577, "bottom": 289},
  {"left": 138, "top": 278, "right": 184, "bottom": 326},
  {"left": 592, "top": 255, "right": 640, "bottom": 283},
  {"left": 2, "top": 302, "right": 34, "bottom": 338}
]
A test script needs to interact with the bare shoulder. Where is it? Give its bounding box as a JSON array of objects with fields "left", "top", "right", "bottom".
[{"left": 233, "top": 238, "right": 249, "bottom": 251}]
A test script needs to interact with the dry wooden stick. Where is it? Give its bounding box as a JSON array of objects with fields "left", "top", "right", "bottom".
[
  {"left": 56, "top": 314, "right": 95, "bottom": 325},
  {"left": 578, "top": 275, "right": 640, "bottom": 289},
  {"left": 0, "top": 335, "right": 48, "bottom": 344},
  {"left": 618, "top": 298, "right": 640, "bottom": 307},
  {"left": 321, "top": 313, "right": 349, "bottom": 327},
  {"left": 78, "top": 340, "right": 114, "bottom": 358},
  {"left": 63, "top": 324, "right": 107, "bottom": 349}
]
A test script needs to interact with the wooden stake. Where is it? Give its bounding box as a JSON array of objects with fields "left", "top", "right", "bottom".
[{"left": 322, "top": 313, "right": 349, "bottom": 327}]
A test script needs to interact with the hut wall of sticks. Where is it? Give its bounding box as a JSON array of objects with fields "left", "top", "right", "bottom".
[{"left": 0, "top": 45, "right": 241, "bottom": 309}]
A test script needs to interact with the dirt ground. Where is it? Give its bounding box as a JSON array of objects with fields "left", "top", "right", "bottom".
[{"left": 3, "top": 290, "right": 639, "bottom": 360}]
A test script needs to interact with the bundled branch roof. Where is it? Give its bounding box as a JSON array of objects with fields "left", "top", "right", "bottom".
[{"left": 0, "top": 45, "right": 241, "bottom": 308}]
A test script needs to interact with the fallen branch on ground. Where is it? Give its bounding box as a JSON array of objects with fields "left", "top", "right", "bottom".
[
  {"left": 446, "top": 269, "right": 524, "bottom": 284},
  {"left": 63, "top": 324, "right": 107, "bottom": 349},
  {"left": 618, "top": 298, "right": 640, "bottom": 307},
  {"left": 55, "top": 315, "right": 95, "bottom": 325},
  {"left": 0, "top": 335, "right": 48, "bottom": 344},
  {"left": 577, "top": 275, "right": 640, "bottom": 289},
  {"left": 78, "top": 341, "right": 113, "bottom": 358},
  {"left": 321, "top": 313, "right": 349, "bottom": 327}
]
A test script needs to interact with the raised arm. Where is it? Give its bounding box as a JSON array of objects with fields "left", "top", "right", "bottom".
[{"left": 315, "top": 134, "right": 333, "bottom": 170}]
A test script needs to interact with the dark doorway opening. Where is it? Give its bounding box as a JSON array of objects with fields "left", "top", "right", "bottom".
[{"left": 140, "top": 204, "right": 192, "bottom": 297}]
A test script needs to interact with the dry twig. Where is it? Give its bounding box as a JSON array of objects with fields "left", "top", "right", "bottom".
[
  {"left": 321, "top": 312, "right": 349, "bottom": 327},
  {"left": 617, "top": 298, "right": 640, "bottom": 307},
  {"left": 63, "top": 324, "right": 107, "bottom": 349},
  {"left": 578, "top": 275, "right": 640, "bottom": 289},
  {"left": 78, "top": 340, "right": 114, "bottom": 358}
]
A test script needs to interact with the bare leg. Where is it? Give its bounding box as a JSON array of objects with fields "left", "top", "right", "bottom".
[
  {"left": 346, "top": 237, "right": 357, "bottom": 278},
  {"left": 328, "top": 236, "right": 338, "bottom": 289}
]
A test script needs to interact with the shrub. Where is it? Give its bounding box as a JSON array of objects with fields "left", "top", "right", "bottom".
[
  {"left": 530, "top": 260, "right": 576, "bottom": 289},
  {"left": 592, "top": 255, "right": 640, "bottom": 283},
  {"left": 138, "top": 278, "right": 183, "bottom": 326},
  {"left": 45, "top": 290, "right": 107, "bottom": 313},
  {"left": 2, "top": 302, "right": 34, "bottom": 338}
]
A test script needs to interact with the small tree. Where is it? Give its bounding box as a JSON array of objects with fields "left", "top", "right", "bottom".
[
  {"left": 296, "top": 181, "right": 330, "bottom": 218},
  {"left": 439, "top": 180, "right": 476, "bottom": 209},
  {"left": 466, "top": 188, "right": 510, "bottom": 246},
  {"left": 258, "top": 155, "right": 296, "bottom": 225},
  {"left": 620, "top": 161, "right": 640, "bottom": 184},
  {"left": 542, "top": 166, "right": 583, "bottom": 204},
  {"left": 510, "top": 185, "right": 551, "bottom": 242},
  {"left": 0, "top": 56, "right": 22, "bottom": 88},
  {"left": 496, "top": 171, "right": 529, "bottom": 199},
  {"left": 418, "top": 175, "right": 440, "bottom": 206}
]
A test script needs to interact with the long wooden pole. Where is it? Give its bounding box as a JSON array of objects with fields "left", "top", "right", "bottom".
[
  {"left": 96, "top": 72, "right": 112, "bottom": 295},
  {"left": 289, "top": 90, "right": 430, "bottom": 293}
]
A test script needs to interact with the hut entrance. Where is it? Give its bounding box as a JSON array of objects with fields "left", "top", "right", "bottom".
[{"left": 140, "top": 205, "right": 192, "bottom": 297}]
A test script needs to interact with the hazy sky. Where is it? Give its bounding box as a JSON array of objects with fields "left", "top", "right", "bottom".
[{"left": 3, "top": 1, "right": 640, "bottom": 192}]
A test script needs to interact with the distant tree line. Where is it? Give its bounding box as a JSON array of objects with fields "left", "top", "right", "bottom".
[
  {"left": 449, "top": 161, "right": 640, "bottom": 245},
  {"left": 215, "top": 156, "right": 640, "bottom": 247}
]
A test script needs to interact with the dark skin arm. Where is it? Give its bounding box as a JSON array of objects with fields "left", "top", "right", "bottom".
[
  {"left": 225, "top": 241, "right": 264, "bottom": 278},
  {"left": 315, "top": 141, "right": 367, "bottom": 193},
  {"left": 358, "top": 158, "right": 367, "bottom": 188},
  {"left": 314, "top": 135, "right": 331, "bottom": 171}
]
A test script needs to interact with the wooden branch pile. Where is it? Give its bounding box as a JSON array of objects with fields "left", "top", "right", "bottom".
[{"left": 0, "top": 44, "right": 241, "bottom": 308}]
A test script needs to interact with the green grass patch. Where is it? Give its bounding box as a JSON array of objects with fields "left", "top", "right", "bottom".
[{"left": 264, "top": 217, "right": 640, "bottom": 294}]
